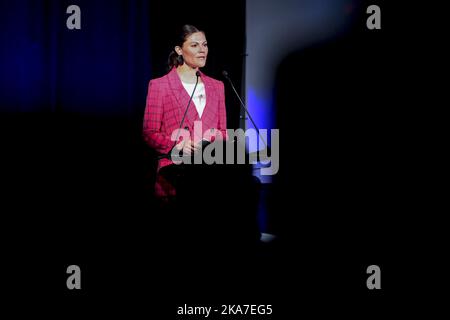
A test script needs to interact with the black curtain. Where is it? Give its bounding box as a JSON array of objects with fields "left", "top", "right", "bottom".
[{"left": 1, "top": 0, "right": 245, "bottom": 306}]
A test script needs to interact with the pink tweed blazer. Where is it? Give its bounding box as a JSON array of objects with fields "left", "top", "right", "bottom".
[{"left": 143, "top": 67, "right": 228, "bottom": 197}]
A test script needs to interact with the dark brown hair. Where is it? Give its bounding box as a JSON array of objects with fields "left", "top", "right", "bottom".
[{"left": 167, "top": 24, "right": 204, "bottom": 69}]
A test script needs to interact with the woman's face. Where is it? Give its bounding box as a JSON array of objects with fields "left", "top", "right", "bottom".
[{"left": 176, "top": 32, "right": 208, "bottom": 69}]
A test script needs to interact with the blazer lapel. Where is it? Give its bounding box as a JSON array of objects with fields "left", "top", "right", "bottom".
[
  {"left": 168, "top": 68, "right": 220, "bottom": 140},
  {"left": 167, "top": 68, "right": 198, "bottom": 129},
  {"left": 199, "top": 72, "right": 216, "bottom": 129}
]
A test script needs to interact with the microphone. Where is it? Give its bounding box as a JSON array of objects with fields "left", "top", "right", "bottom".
[
  {"left": 222, "top": 70, "right": 268, "bottom": 150},
  {"left": 158, "top": 71, "right": 201, "bottom": 160}
]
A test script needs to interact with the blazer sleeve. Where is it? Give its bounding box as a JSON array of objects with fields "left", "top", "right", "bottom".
[
  {"left": 143, "top": 80, "right": 174, "bottom": 154},
  {"left": 217, "top": 81, "right": 228, "bottom": 140}
]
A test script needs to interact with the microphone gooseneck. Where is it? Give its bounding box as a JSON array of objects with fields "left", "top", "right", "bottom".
[
  {"left": 222, "top": 70, "right": 268, "bottom": 149},
  {"left": 158, "top": 71, "right": 201, "bottom": 160}
]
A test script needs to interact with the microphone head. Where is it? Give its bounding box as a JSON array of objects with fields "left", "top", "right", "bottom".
[
  {"left": 222, "top": 70, "right": 229, "bottom": 78},
  {"left": 196, "top": 71, "right": 201, "bottom": 77}
]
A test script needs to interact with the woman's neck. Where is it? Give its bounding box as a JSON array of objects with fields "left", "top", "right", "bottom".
[{"left": 176, "top": 64, "right": 200, "bottom": 83}]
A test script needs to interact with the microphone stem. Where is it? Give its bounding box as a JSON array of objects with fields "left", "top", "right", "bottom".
[
  {"left": 225, "top": 76, "right": 268, "bottom": 150},
  {"left": 161, "top": 73, "right": 200, "bottom": 160}
]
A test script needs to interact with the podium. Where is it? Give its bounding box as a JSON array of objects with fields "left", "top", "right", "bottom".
[{"left": 158, "top": 140, "right": 261, "bottom": 251}]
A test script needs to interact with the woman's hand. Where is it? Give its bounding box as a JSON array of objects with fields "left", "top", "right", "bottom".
[{"left": 174, "top": 138, "right": 200, "bottom": 155}]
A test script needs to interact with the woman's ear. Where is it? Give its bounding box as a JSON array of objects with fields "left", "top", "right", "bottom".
[{"left": 175, "top": 46, "right": 182, "bottom": 56}]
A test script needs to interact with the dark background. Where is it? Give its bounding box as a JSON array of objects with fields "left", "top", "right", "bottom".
[{"left": 1, "top": 0, "right": 432, "bottom": 317}]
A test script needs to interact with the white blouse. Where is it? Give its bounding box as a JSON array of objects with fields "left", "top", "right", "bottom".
[{"left": 181, "top": 81, "right": 206, "bottom": 118}]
